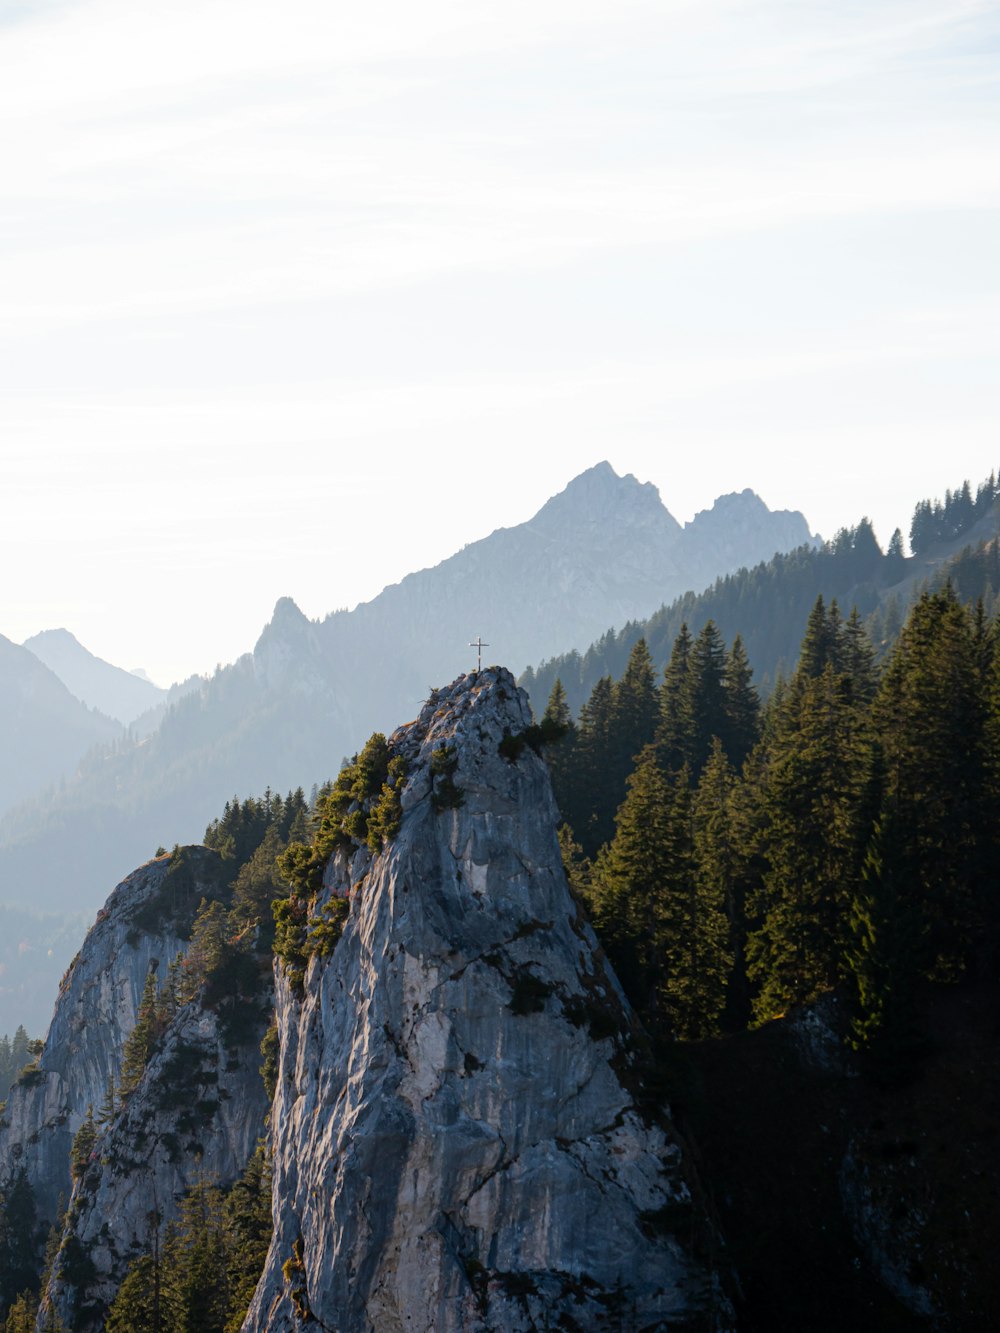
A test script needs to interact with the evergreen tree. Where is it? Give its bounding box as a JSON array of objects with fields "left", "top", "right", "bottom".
[
  {"left": 842, "top": 607, "right": 878, "bottom": 704},
  {"left": 587, "top": 746, "right": 677, "bottom": 1016},
  {"left": 0, "top": 1168, "right": 41, "bottom": 1313},
  {"left": 692, "top": 739, "right": 746, "bottom": 1029},
  {"left": 222, "top": 1147, "right": 272, "bottom": 1333},
  {"left": 660, "top": 771, "right": 732, "bottom": 1039},
  {"left": 180, "top": 900, "right": 230, "bottom": 1002},
  {"left": 657, "top": 623, "right": 694, "bottom": 771},
  {"left": 875, "top": 586, "right": 986, "bottom": 979},
  {"left": 686, "top": 620, "right": 729, "bottom": 777},
  {"left": 747, "top": 658, "right": 872, "bottom": 1023},
  {"left": 572, "top": 675, "right": 616, "bottom": 855},
  {"left": 2, "top": 1291, "right": 38, "bottom": 1333},
  {"left": 845, "top": 804, "right": 923, "bottom": 1060},
  {"left": 105, "top": 1217, "right": 184, "bottom": 1333},
  {"left": 721, "top": 633, "right": 760, "bottom": 772},
  {"left": 70, "top": 1107, "right": 98, "bottom": 1183},
  {"left": 540, "top": 680, "right": 580, "bottom": 833},
  {"left": 175, "top": 1174, "right": 230, "bottom": 1333},
  {"left": 588, "top": 748, "right": 731, "bottom": 1037},
  {"left": 885, "top": 527, "right": 906, "bottom": 578},
  {"left": 119, "top": 973, "right": 163, "bottom": 1100}
]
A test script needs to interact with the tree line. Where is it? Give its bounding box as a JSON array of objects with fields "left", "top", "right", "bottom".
[{"left": 545, "top": 585, "right": 999, "bottom": 1057}]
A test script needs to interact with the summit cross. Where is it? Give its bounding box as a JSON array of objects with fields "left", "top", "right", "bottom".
[{"left": 469, "top": 636, "right": 490, "bottom": 672}]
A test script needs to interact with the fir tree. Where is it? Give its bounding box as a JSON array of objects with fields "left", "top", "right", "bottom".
[
  {"left": 587, "top": 746, "right": 677, "bottom": 1015},
  {"left": 657, "top": 623, "right": 694, "bottom": 771},
  {"left": 747, "top": 659, "right": 872, "bottom": 1023},
  {"left": 686, "top": 620, "right": 729, "bottom": 777},
  {"left": 721, "top": 633, "right": 760, "bottom": 771},
  {"left": 875, "top": 586, "right": 986, "bottom": 979},
  {"left": 70, "top": 1107, "right": 98, "bottom": 1183},
  {"left": 118, "top": 973, "right": 163, "bottom": 1100},
  {"left": 659, "top": 770, "right": 733, "bottom": 1039},
  {"left": 222, "top": 1147, "right": 272, "bottom": 1333}
]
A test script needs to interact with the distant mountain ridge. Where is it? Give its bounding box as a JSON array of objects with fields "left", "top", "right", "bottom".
[
  {"left": 0, "top": 462, "right": 815, "bottom": 940},
  {"left": 0, "top": 635, "right": 121, "bottom": 817},
  {"left": 23, "top": 628, "right": 166, "bottom": 726}
]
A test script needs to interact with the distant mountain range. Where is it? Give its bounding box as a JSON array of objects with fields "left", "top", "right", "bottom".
[
  {"left": 22, "top": 629, "right": 166, "bottom": 726},
  {"left": 0, "top": 635, "right": 122, "bottom": 816},
  {"left": 0, "top": 463, "right": 815, "bottom": 938}
]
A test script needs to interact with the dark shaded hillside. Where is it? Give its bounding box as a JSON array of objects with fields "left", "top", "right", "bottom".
[{"left": 678, "top": 977, "right": 1000, "bottom": 1331}]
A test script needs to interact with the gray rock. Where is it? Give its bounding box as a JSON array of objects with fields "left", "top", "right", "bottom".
[
  {"left": 0, "top": 851, "right": 220, "bottom": 1226},
  {"left": 42, "top": 991, "right": 270, "bottom": 1331},
  {"left": 244, "top": 667, "right": 732, "bottom": 1331}
]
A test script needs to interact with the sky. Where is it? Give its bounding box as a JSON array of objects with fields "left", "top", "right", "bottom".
[{"left": 2, "top": 0, "right": 998, "bottom": 686}]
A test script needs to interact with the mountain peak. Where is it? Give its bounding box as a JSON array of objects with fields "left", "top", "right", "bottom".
[
  {"left": 24, "top": 627, "right": 80, "bottom": 647},
  {"left": 269, "top": 595, "right": 309, "bottom": 627},
  {"left": 532, "top": 462, "right": 680, "bottom": 535},
  {"left": 20, "top": 627, "right": 162, "bottom": 726}
]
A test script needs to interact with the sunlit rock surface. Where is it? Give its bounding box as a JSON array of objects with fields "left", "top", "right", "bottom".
[{"left": 245, "top": 667, "right": 731, "bottom": 1331}]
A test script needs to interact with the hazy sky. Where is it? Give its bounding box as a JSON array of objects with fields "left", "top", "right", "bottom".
[{"left": 2, "top": 0, "right": 998, "bottom": 685}]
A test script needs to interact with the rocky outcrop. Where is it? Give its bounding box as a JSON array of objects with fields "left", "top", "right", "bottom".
[
  {"left": 0, "top": 851, "right": 225, "bottom": 1227},
  {"left": 245, "top": 668, "right": 731, "bottom": 1331},
  {"left": 43, "top": 989, "right": 270, "bottom": 1331}
]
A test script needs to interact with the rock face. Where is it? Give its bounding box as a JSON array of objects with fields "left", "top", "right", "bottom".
[
  {"left": 245, "top": 668, "right": 730, "bottom": 1331},
  {"left": 44, "top": 992, "right": 270, "bottom": 1331},
  {"left": 0, "top": 852, "right": 217, "bottom": 1226}
]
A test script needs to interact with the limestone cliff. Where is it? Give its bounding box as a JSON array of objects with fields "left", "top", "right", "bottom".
[
  {"left": 0, "top": 850, "right": 224, "bottom": 1227},
  {"left": 245, "top": 668, "right": 732, "bottom": 1331},
  {"left": 43, "top": 986, "right": 270, "bottom": 1331}
]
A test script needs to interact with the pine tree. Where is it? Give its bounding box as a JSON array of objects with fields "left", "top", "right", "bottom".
[
  {"left": 686, "top": 620, "right": 729, "bottom": 777},
  {"left": 2, "top": 1290, "right": 38, "bottom": 1333},
  {"left": 540, "top": 680, "right": 580, "bottom": 834},
  {"left": 70, "top": 1107, "right": 98, "bottom": 1183},
  {"left": 660, "top": 770, "right": 733, "bottom": 1040},
  {"left": 845, "top": 804, "right": 923, "bottom": 1058},
  {"left": 842, "top": 607, "right": 878, "bottom": 704},
  {"left": 875, "top": 586, "right": 986, "bottom": 979},
  {"left": 175, "top": 1173, "right": 230, "bottom": 1333},
  {"left": 692, "top": 739, "right": 745, "bottom": 1029},
  {"left": 721, "top": 633, "right": 760, "bottom": 772},
  {"left": 657, "top": 623, "right": 694, "bottom": 771},
  {"left": 222, "top": 1147, "right": 272, "bottom": 1333},
  {"left": 180, "top": 900, "right": 229, "bottom": 1002},
  {"left": 105, "top": 1215, "right": 184, "bottom": 1333},
  {"left": 0, "top": 1167, "right": 41, "bottom": 1313},
  {"left": 885, "top": 527, "right": 906, "bottom": 578},
  {"left": 97, "top": 1073, "right": 117, "bottom": 1128},
  {"left": 118, "top": 973, "right": 162, "bottom": 1100},
  {"left": 587, "top": 746, "right": 677, "bottom": 1015},
  {"left": 573, "top": 675, "right": 616, "bottom": 855},
  {"left": 747, "top": 658, "right": 872, "bottom": 1023}
]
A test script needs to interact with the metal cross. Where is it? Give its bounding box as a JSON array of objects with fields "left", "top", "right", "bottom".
[{"left": 469, "top": 636, "right": 490, "bottom": 672}]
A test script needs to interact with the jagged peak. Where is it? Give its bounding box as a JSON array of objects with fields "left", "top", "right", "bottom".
[
  {"left": 530, "top": 461, "right": 681, "bottom": 534},
  {"left": 267, "top": 595, "right": 309, "bottom": 628},
  {"left": 389, "top": 667, "right": 532, "bottom": 769},
  {"left": 23, "top": 626, "right": 83, "bottom": 649}
]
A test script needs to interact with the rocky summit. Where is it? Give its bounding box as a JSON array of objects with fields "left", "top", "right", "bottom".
[{"left": 246, "top": 667, "right": 731, "bottom": 1331}]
